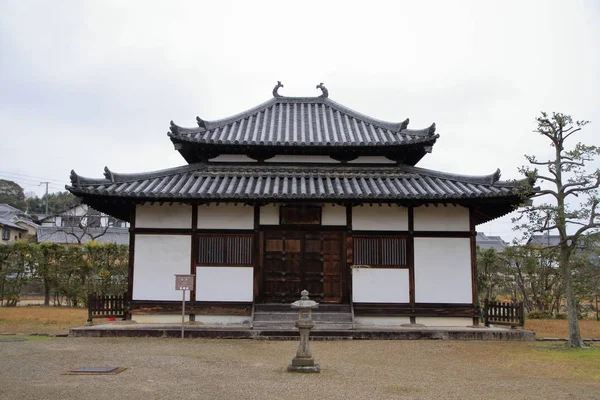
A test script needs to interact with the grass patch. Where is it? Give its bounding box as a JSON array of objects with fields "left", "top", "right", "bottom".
[
  {"left": 525, "top": 319, "right": 600, "bottom": 338},
  {"left": 0, "top": 306, "right": 87, "bottom": 335}
]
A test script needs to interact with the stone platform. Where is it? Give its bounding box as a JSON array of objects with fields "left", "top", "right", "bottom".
[{"left": 70, "top": 323, "right": 535, "bottom": 341}]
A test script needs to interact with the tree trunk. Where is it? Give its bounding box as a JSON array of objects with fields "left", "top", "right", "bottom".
[
  {"left": 560, "top": 246, "right": 585, "bottom": 348},
  {"left": 43, "top": 279, "right": 50, "bottom": 306}
]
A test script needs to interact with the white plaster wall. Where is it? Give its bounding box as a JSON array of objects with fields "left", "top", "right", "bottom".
[
  {"left": 136, "top": 204, "right": 192, "bottom": 229},
  {"left": 266, "top": 155, "right": 337, "bottom": 163},
  {"left": 132, "top": 314, "right": 191, "bottom": 323},
  {"left": 195, "top": 267, "right": 253, "bottom": 302},
  {"left": 197, "top": 204, "right": 253, "bottom": 229},
  {"left": 321, "top": 204, "right": 346, "bottom": 225},
  {"left": 210, "top": 155, "right": 255, "bottom": 162},
  {"left": 260, "top": 204, "right": 279, "bottom": 225},
  {"left": 352, "top": 268, "right": 410, "bottom": 303},
  {"left": 414, "top": 238, "right": 472, "bottom": 303},
  {"left": 414, "top": 205, "right": 469, "bottom": 231},
  {"left": 133, "top": 235, "right": 192, "bottom": 301},
  {"left": 354, "top": 316, "right": 411, "bottom": 326},
  {"left": 416, "top": 317, "right": 474, "bottom": 327},
  {"left": 352, "top": 206, "right": 408, "bottom": 231},
  {"left": 348, "top": 156, "right": 395, "bottom": 164},
  {"left": 196, "top": 315, "right": 251, "bottom": 325}
]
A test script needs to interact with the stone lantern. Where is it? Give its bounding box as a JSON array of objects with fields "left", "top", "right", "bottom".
[{"left": 287, "top": 289, "right": 320, "bottom": 373}]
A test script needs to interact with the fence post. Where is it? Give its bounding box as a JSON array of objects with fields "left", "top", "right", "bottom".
[
  {"left": 86, "top": 292, "right": 94, "bottom": 325},
  {"left": 519, "top": 302, "right": 524, "bottom": 327},
  {"left": 484, "top": 298, "right": 489, "bottom": 327}
]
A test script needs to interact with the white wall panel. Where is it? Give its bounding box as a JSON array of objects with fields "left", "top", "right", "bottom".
[
  {"left": 260, "top": 205, "right": 279, "bottom": 225},
  {"left": 136, "top": 204, "right": 192, "bottom": 229},
  {"left": 352, "top": 206, "right": 408, "bottom": 231},
  {"left": 416, "top": 317, "right": 473, "bottom": 327},
  {"left": 354, "top": 316, "right": 411, "bottom": 326},
  {"left": 266, "top": 155, "right": 336, "bottom": 163},
  {"left": 414, "top": 238, "right": 472, "bottom": 303},
  {"left": 133, "top": 235, "right": 191, "bottom": 301},
  {"left": 414, "top": 205, "right": 469, "bottom": 231},
  {"left": 195, "top": 267, "right": 253, "bottom": 302},
  {"left": 348, "top": 156, "right": 395, "bottom": 164},
  {"left": 210, "top": 155, "right": 255, "bottom": 162},
  {"left": 197, "top": 204, "right": 253, "bottom": 229},
  {"left": 352, "top": 268, "right": 410, "bottom": 303},
  {"left": 321, "top": 204, "right": 346, "bottom": 226}
]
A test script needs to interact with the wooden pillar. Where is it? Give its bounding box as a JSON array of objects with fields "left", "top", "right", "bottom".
[
  {"left": 126, "top": 205, "right": 136, "bottom": 320},
  {"left": 345, "top": 205, "right": 353, "bottom": 303},
  {"left": 253, "top": 204, "right": 260, "bottom": 302},
  {"left": 190, "top": 203, "right": 198, "bottom": 302},
  {"left": 408, "top": 205, "right": 416, "bottom": 324},
  {"left": 469, "top": 207, "right": 479, "bottom": 326}
]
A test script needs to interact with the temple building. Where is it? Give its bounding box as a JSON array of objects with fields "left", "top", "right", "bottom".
[{"left": 67, "top": 83, "right": 529, "bottom": 327}]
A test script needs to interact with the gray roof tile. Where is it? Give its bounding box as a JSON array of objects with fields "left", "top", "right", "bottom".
[
  {"left": 168, "top": 96, "right": 438, "bottom": 148},
  {"left": 68, "top": 164, "right": 525, "bottom": 202}
]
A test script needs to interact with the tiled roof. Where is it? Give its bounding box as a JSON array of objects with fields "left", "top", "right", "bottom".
[
  {"left": 0, "top": 218, "right": 28, "bottom": 231},
  {"left": 476, "top": 232, "right": 508, "bottom": 252},
  {"left": 168, "top": 97, "right": 438, "bottom": 149},
  {"left": 68, "top": 163, "right": 525, "bottom": 202}
]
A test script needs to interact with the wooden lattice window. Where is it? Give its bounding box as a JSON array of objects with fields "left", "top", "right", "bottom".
[
  {"left": 197, "top": 234, "right": 253, "bottom": 266},
  {"left": 280, "top": 206, "right": 321, "bottom": 225},
  {"left": 353, "top": 236, "right": 408, "bottom": 268}
]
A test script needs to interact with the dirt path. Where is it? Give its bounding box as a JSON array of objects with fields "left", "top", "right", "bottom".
[{"left": 1, "top": 338, "right": 598, "bottom": 400}]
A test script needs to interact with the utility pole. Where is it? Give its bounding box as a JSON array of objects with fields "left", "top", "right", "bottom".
[{"left": 39, "top": 182, "right": 49, "bottom": 216}]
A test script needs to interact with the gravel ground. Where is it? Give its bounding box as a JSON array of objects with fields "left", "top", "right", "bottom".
[{"left": 1, "top": 338, "right": 598, "bottom": 400}]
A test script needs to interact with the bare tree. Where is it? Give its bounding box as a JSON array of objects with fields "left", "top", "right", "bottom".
[{"left": 516, "top": 112, "right": 599, "bottom": 348}]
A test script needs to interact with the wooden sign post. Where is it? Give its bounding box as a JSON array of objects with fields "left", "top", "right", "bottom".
[{"left": 175, "top": 274, "right": 195, "bottom": 339}]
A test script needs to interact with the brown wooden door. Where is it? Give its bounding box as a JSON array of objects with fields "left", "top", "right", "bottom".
[{"left": 261, "top": 231, "right": 343, "bottom": 303}]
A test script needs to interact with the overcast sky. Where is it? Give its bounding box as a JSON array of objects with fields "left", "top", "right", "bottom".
[{"left": 1, "top": 0, "right": 598, "bottom": 240}]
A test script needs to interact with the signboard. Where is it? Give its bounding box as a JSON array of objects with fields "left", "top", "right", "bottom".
[{"left": 175, "top": 274, "right": 194, "bottom": 291}]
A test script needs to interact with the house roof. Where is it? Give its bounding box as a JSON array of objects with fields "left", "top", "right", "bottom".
[
  {"left": 168, "top": 83, "right": 439, "bottom": 165},
  {"left": 528, "top": 234, "right": 561, "bottom": 247},
  {"left": 67, "top": 163, "right": 529, "bottom": 224},
  {"left": 0, "top": 218, "right": 28, "bottom": 231},
  {"left": 36, "top": 226, "right": 129, "bottom": 245},
  {"left": 476, "top": 232, "right": 508, "bottom": 252}
]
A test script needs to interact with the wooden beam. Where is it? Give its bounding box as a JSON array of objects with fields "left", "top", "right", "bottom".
[
  {"left": 190, "top": 203, "right": 198, "bottom": 301},
  {"left": 408, "top": 206, "right": 415, "bottom": 324},
  {"left": 126, "top": 207, "right": 136, "bottom": 320},
  {"left": 469, "top": 207, "right": 479, "bottom": 326}
]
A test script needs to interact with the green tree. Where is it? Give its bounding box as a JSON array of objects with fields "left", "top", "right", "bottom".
[
  {"left": 0, "top": 179, "right": 26, "bottom": 211},
  {"left": 516, "top": 112, "right": 599, "bottom": 348},
  {"left": 26, "top": 191, "right": 77, "bottom": 215}
]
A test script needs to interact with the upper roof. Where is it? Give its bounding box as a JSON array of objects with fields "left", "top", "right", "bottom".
[
  {"left": 67, "top": 163, "right": 529, "bottom": 224},
  {"left": 168, "top": 83, "right": 439, "bottom": 165}
]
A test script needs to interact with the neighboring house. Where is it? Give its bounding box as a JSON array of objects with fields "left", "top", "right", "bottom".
[
  {"left": 0, "top": 218, "right": 28, "bottom": 244},
  {"left": 67, "top": 83, "right": 531, "bottom": 326},
  {"left": 476, "top": 232, "right": 509, "bottom": 252},
  {"left": 0, "top": 204, "right": 39, "bottom": 243},
  {"left": 37, "top": 203, "right": 129, "bottom": 245}
]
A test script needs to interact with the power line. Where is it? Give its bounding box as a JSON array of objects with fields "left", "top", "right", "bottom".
[{"left": 0, "top": 170, "right": 69, "bottom": 185}]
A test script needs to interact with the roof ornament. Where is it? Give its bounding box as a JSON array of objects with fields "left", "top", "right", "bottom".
[
  {"left": 400, "top": 118, "right": 409, "bottom": 131},
  {"left": 196, "top": 116, "right": 206, "bottom": 129},
  {"left": 169, "top": 120, "right": 178, "bottom": 134},
  {"left": 273, "top": 81, "right": 284, "bottom": 98},
  {"left": 427, "top": 123, "right": 436, "bottom": 136},
  {"left": 69, "top": 170, "right": 80, "bottom": 186},
  {"left": 491, "top": 168, "right": 501, "bottom": 184},
  {"left": 104, "top": 166, "right": 115, "bottom": 183},
  {"left": 316, "top": 83, "right": 328, "bottom": 98}
]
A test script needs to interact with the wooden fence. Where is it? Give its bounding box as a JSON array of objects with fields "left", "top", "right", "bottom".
[
  {"left": 87, "top": 292, "right": 128, "bottom": 323},
  {"left": 483, "top": 299, "right": 524, "bottom": 328}
]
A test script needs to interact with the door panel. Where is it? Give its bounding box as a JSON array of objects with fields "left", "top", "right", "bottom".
[{"left": 261, "top": 231, "right": 343, "bottom": 303}]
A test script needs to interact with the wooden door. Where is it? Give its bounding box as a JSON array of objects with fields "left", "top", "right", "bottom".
[
  {"left": 263, "top": 232, "right": 302, "bottom": 303},
  {"left": 261, "top": 231, "right": 343, "bottom": 303}
]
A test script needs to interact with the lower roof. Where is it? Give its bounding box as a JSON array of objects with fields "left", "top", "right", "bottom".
[{"left": 67, "top": 163, "right": 530, "bottom": 225}]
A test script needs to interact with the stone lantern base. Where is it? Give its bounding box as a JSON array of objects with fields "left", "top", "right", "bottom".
[{"left": 287, "top": 362, "right": 321, "bottom": 373}]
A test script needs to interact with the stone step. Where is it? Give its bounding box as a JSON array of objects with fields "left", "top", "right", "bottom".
[
  {"left": 254, "top": 303, "right": 351, "bottom": 313},
  {"left": 252, "top": 322, "right": 353, "bottom": 331},
  {"left": 253, "top": 311, "right": 352, "bottom": 323}
]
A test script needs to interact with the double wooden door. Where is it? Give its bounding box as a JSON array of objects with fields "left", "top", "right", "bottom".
[{"left": 262, "top": 231, "right": 343, "bottom": 303}]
